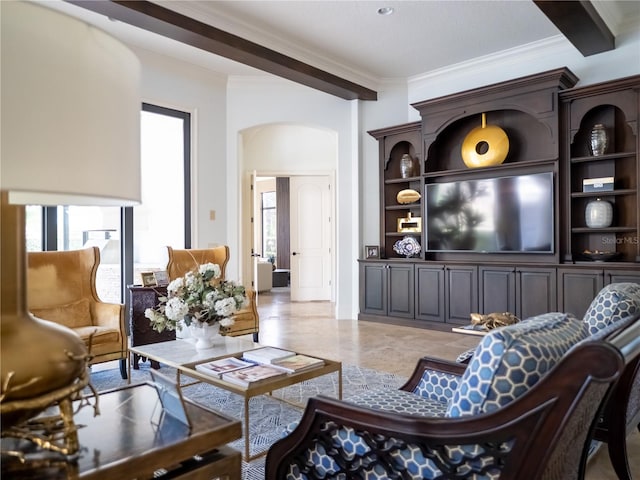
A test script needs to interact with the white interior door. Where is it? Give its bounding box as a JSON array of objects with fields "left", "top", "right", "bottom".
[{"left": 290, "top": 176, "right": 331, "bottom": 301}]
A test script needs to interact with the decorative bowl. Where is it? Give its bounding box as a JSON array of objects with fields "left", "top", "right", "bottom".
[
  {"left": 396, "top": 189, "right": 421, "bottom": 204},
  {"left": 581, "top": 250, "right": 620, "bottom": 262},
  {"left": 393, "top": 236, "right": 421, "bottom": 258}
]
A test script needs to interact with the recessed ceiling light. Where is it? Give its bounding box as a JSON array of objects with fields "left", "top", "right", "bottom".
[{"left": 377, "top": 7, "right": 394, "bottom": 16}]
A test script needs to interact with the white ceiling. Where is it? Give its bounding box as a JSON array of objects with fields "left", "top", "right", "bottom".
[{"left": 45, "top": 1, "right": 640, "bottom": 89}]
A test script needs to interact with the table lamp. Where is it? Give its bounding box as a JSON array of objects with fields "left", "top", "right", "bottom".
[{"left": 1, "top": 1, "right": 140, "bottom": 454}]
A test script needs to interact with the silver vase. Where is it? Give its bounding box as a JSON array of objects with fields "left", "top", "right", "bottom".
[
  {"left": 400, "top": 154, "right": 414, "bottom": 178},
  {"left": 590, "top": 124, "right": 608, "bottom": 156}
]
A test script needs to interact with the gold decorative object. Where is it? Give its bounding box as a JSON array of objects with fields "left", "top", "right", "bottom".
[
  {"left": 396, "top": 189, "right": 421, "bottom": 204},
  {"left": 461, "top": 113, "right": 509, "bottom": 168},
  {"left": 0, "top": 194, "right": 97, "bottom": 459},
  {"left": 1, "top": 1, "right": 140, "bottom": 458},
  {"left": 470, "top": 312, "right": 520, "bottom": 330},
  {"left": 397, "top": 212, "right": 422, "bottom": 233}
]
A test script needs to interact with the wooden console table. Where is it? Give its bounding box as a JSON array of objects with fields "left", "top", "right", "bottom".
[
  {"left": 1, "top": 383, "right": 242, "bottom": 480},
  {"left": 128, "top": 285, "right": 176, "bottom": 369}
]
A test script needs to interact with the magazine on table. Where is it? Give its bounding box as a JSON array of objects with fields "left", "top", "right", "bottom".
[
  {"left": 195, "top": 357, "right": 254, "bottom": 378},
  {"left": 242, "top": 346, "right": 295, "bottom": 365},
  {"left": 221, "top": 363, "right": 288, "bottom": 386},
  {"left": 271, "top": 354, "right": 325, "bottom": 373}
]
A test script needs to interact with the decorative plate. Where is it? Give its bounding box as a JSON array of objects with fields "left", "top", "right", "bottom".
[{"left": 393, "top": 236, "right": 421, "bottom": 258}]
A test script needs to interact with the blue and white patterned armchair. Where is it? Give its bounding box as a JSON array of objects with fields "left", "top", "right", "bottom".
[
  {"left": 582, "top": 282, "right": 640, "bottom": 480},
  {"left": 453, "top": 282, "right": 640, "bottom": 476},
  {"left": 266, "top": 311, "right": 640, "bottom": 480}
]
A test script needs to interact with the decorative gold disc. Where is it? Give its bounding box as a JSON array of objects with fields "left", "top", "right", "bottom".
[{"left": 461, "top": 113, "right": 509, "bottom": 168}]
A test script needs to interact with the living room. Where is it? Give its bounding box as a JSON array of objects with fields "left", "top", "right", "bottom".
[
  {"left": 9, "top": 0, "right": 637, "bottom": 321},
  {"left": 2, "top": 1, "right": 640, "bottom": 479}
]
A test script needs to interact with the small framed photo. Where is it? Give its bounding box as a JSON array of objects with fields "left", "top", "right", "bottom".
[
  {"left": 140, "top": 272, "right": 157, "bottom": 287},
  {"left": 154, "top": 270, "right": 169, "bottom": 286},
  {"left": 150, "top": 369, "right": 191, "bottom": 430},
  {"left": 365, "top": 245, "right": 380, "bottom": 259}
]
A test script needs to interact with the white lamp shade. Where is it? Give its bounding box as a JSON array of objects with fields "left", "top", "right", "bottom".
[{"left": 1, "top": 1, "right": 141, "bottom": 206}]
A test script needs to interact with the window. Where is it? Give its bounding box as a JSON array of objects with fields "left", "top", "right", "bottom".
[
  {"left": 262, "top": 191, "right": 276, "bottom": 261},
  {"left": 24, "top": 103, "right": 191, "bottom": 303},
  {"left": 134, "top": 105, "right": 191, "bottom": 283}
]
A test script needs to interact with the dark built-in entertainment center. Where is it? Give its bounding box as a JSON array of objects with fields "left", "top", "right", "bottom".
[{"left": 359, "top": 68, "right": 640, "bottom": 331}]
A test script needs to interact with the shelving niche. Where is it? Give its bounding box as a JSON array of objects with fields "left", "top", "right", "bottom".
[
  {"left": 561, "top": 78, "right": 639, "bottom": 263},
  {"left": 369, "top": 121, "right": 422, "bottom": 260}
]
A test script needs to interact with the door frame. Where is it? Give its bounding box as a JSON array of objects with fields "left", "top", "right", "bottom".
[{"left": 241, "top": 170, "right": 336, "bottom": 303}]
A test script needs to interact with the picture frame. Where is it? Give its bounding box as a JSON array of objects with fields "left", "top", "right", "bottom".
[
  {"left": 397, "top": 214, "right": 422, "bottom": 233},
  {"left": 149, "top": 369, "right": 192, "bottom": 430},
  {"left": 140, "top": 272, "right": 157, "bottom": 287},
  {"left": 153, "top": 270, "right": 170, "bottom": 286},
  {"left": 364, "top": 245, "right": 380, "bottom": 259}
]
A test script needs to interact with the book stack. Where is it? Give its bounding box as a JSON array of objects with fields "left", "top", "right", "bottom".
[
  {"left": 195, "top": 357, "right": 254, "bottom": 378},
  {"left": 242, "top": 347, "right": 295, "bottom": 364},
  {"left": 221, "top": 363, "right": 287, "bottom": 386},
  {"left": 271, "top": 354, "right": 325, "bottom": 373}
]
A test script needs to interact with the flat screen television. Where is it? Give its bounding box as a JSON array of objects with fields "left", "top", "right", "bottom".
[{"left": 425, "top": 172, "right": 554, "bottom": 253}]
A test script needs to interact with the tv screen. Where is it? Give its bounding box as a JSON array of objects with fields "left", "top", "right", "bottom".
[{"left": 425, "top": 172, "right": 554, "bottom": 253}]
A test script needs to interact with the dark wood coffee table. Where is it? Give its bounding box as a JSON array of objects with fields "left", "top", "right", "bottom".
[{"left": 1, "top": 383, "right": 242, "bottom": 480}]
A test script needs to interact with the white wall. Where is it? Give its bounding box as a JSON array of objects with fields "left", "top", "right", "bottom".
[
  {"left": 133, "top": 47, "right": 229, "bottom": 250},
  {"left": 226, "top": 77, "right": 359, "bottom": 318},
  {"left": 243, "top": 124, "right": 337, "bottom": 172}
]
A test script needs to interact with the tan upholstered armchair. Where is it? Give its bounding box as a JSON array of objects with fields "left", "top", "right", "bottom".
[
  {"left": 27, "top": 247, "right": 128, "bottom": 379},
  {"left": 166, "top": 246, "right": 259, "bottom": 341}
]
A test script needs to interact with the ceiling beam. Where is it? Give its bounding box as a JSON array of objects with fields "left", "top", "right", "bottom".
[
  {"left": 67, "top": 0, "right": 377, "bottom": 101},
  {"left": 533, "top": 0, "right": 614, "bottom": 56}
]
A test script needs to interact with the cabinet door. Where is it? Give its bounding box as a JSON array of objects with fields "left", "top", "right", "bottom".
[
  {"left": 479, "top": 267, "right": 516, "bottom": 315},
  {"left": 517, "top": 268, "right": 557, "bottom": 320},
  {"left": 388, "top": 264, "right": 415, "bottom": 318},
  {"left": 558, "top": 269, "right": 604, "bottom": 318},
  {"left": 446, "top": 266, "right": 478, "bottom": 325},
  {"left": 360, "top": 263, "right": 387, "bottom": 316},
  {"left": 605, "top": 271, "right": 640, "bottom": 285},
  {"left": 415, "top": 265, "right": 445, "bottom": 322}
]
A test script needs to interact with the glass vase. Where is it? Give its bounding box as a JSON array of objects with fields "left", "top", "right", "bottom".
[
  {"left": 590, "top": 124, "right": 608, "bottom": 156},
  {"left": 400, "top": 154, "right": 414, "bottom": 178}
]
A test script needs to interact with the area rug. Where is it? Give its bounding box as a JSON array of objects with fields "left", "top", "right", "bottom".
[{"left": 89, "top": 363, "right": 406, "bottom": 479}]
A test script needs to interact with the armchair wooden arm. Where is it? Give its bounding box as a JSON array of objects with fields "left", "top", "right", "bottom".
[{"left": 400, "top": 356, "right": 468, "bottom": 392}]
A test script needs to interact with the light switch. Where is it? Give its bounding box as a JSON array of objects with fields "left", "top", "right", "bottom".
[{"left": 209, "top": 210, "right": 216, "bottom": 221}]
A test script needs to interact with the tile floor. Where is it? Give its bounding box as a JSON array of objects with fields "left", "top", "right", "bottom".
[{"left": 254, "top": 287, "right": 639, "bottom": 480}]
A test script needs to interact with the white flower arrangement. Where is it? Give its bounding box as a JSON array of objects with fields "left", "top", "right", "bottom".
[{"left": 145, "top": 262, "right": 247, "bottom": 333}]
